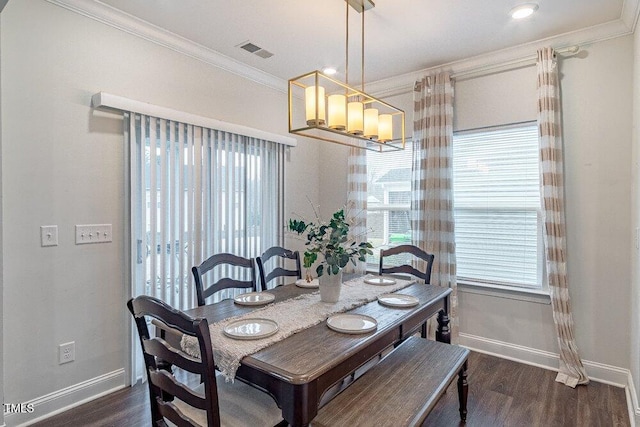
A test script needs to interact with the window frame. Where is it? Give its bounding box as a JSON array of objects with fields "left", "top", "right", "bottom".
[{"left": 452, "top": 121, "right": 548, "bottom": 295}]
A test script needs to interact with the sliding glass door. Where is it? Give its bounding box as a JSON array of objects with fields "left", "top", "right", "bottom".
[{"left": 128, "top": 113, "right": 284, "bottom": 383}]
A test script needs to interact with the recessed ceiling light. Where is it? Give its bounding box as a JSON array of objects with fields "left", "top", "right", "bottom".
[
  {"left": 322, "top": 67, "right": 337, "bottom": 76},
  {"left": 510, "top": 3, "right": 538, "bottom": 19}
]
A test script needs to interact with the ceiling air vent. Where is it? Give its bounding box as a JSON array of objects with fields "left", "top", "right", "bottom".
[{"left": 238, "top": 41, "right": 274, "bottom": 59}]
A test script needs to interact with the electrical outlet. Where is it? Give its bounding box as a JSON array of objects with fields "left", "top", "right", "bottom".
[{"left": 59, "top": 342, "right": 75, "bottom": 364}]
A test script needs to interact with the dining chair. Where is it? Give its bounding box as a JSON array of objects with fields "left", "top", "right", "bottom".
[
  {"left": 192, "top": 253, "right": 257, "bottom": 306},
  {"left": 379, "top": 244, "right": 435, "bottom": 284},
  {"left": 379, "top": 244, "right": 435, "bottom": 340},
  {"left": 127, "top": 295, "right": 283, "bottom": 427},
  {"left": 256, "top": 246, "right": 302, "bottom": 290}
]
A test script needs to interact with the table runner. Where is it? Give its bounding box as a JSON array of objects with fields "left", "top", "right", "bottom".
[{"left": 181, "top": 274, "right": 415, "bottom": 380}]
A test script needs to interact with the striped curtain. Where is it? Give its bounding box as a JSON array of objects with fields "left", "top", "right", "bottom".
[
  {"left": 411, "top": 72, "right": 458, "bottom": 342},
  {"left": 536, "top": 48, "right": 588, "bottom": 387},
  {"left": 129, "top": 114, "right": 285, "bottom": 311},
  {"left": 346, "top": 146, "right": 368, "bottom": 273}
]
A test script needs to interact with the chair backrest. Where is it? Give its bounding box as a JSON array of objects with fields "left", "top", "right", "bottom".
[
  {"left": 379, "top": 244, "right": 435, "bottom": 284},
  {"left": 256, "top": 246, "right": 302, "bottom": 290},
  {"left": 127, "top": 295, "right": 220, "bottom": 427},
  {"left": 192, "top": 253, "right": 257, "bottom": 306}
]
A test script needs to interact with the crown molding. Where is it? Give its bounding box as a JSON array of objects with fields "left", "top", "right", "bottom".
[
  {"left": 45, "top": 0, "right": 288, "bottom": 93},
  {"left": 622, "top": 0, "right": 640, "bottom": 33},
  {"left": 47, "top": 0, "right": 640, "bottom": 99},
  {"left": 367, "top": 15, "right": 639, "bottom": 98}
]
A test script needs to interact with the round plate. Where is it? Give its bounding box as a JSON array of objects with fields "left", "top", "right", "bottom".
[
  {"left": 295, "top": 278, "right": 319, "bottom": 288},
  {"left": 326, "top": 314, "right": 377, "bottom": 334},
  {"left": 222, "top": 318, "right": 279, "bottom": 340},
  {"left": 377, "top": 293, "right": 419, "bottom": 308},
  {"left": 363, "top": 277, "right": 397, "bottom": 286},
  {"left": 233, "top": 292, "right": 275, "bottom": 306}
]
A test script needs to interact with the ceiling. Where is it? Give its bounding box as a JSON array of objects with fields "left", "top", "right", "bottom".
[{"left": 94, "top": 0, "right": 628, "bottom": 86}]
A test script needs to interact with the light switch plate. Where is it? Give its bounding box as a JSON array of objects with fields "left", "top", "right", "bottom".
[
  {"left": 41, "top": 225, "right": 58, "bottom": 247},
  {"left": 75, "top": 224, "right": 112, "bottom": 244}
]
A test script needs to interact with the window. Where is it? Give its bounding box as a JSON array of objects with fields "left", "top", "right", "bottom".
[
  {"left": 366, "top": 142, "right": 413, "bottom": 266},
  {"left": 365, "top": 123, "right": 543, "bottom": 291},
  {"left": 453, "top": 124, "right": 543, "bottom": 289}
]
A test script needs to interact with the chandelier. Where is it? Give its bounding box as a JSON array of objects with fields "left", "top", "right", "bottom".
[{"left": 288, "top": 0, "right": 405, "bottom": 152}]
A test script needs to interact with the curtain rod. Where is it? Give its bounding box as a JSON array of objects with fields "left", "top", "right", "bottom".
[
  {"left": 409, "top": 45, "right": 581, "bottom": 93},
  {"left": 451, "top": 45, "right": 580, "bottom": 82},
  {"left": 91, "top": 92, "right": 297, "bottom": 147}
]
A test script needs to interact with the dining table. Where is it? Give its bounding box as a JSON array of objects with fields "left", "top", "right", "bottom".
[{"left": 183, "top": 275, "right": 452, "bottom": 427}]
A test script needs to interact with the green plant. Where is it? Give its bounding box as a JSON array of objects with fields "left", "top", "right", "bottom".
[{"left": 289, "top": 209, "right": 373, "bottom": 278}]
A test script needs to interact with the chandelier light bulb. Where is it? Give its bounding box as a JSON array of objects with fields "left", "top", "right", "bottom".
[
  {"left": 305, "top": 85, "right": 326, "bottom": 126},
  {"left": 328, "top": 94, "right": 347, "bottom": 130}
]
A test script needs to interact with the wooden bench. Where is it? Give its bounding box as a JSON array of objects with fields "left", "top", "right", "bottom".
[{"left": 312, "top": 336, "right": 470, "bottom": 427}]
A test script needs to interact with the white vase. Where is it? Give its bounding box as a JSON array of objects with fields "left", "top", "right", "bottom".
[{"left": 319, "top": 269, "right": 342, "bottom": 303}]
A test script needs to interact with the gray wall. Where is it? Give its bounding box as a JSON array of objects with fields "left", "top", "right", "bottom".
[
  {"left": 322, "top": 35, "right": 634, "bottom": 369},
  {"left": 0, "top": 0, "right": 636, "bottom": 423},
  {"left": 631, "top": 22, "right": 640, "bottom": 421},
  {"left": 1, "top": 0, "right": 318, "bottom": 422}
]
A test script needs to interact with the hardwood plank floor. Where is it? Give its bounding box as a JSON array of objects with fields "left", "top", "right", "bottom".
[{"left": 33, "top": 351, "right": 630, "bottom": 427}]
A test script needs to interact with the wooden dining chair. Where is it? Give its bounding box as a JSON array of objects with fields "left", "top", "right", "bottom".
[
  {"left": 192, "top": 253, "right": 257, "bottom": 306},
  {"left": 256, "top": 246, "right": 302, "bottom": 290},
  {"left": 127, "top": 295, "right": 283, "bottom": 427},
  {"left": 379, "top": 244, "right": 435, "bottom": 284}
]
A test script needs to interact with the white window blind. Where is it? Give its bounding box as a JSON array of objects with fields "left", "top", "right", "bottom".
[
  {"left": 130, "top": 114, "right": 285, "bottom": 310},
  {"left": 453, "top": 124, "right": 541, "bottom": 288}
]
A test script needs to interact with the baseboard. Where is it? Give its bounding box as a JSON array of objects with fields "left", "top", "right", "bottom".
[
  {"left": 627, "top": 371, "right": 640, "bottom": 427},
  {"left": 4, "top": 369, "right": 126, "bottom": 427},
  {"left": 459, "top": 333, "right": 636, "bottom": 425},
  {"left": 459, "top": 332, "right": 629, "bottom": 386}
]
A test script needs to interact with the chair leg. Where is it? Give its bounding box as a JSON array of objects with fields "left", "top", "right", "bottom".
[{"left": 457, "top": 361, "right": 468, "bottom": 422}]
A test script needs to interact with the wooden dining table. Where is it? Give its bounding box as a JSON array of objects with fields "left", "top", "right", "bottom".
[{"left": 184, "top": 278, "right": 452, "bottom": 427}]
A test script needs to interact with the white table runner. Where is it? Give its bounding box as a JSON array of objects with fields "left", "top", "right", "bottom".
[{"left": 181, "top": 274, "right": 415, "bottom": 380}]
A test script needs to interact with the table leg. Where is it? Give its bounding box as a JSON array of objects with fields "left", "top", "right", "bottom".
[
  {"left": 457, "top": 360, "right": 468, "bottom": 422},
  {"left": 435, "top": 296, "right": 451, "bottom": 344}
]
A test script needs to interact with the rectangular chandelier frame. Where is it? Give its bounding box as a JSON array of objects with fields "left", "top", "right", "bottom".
[{"left": 288, "top": 70, "right": 405, "bottom": 152}]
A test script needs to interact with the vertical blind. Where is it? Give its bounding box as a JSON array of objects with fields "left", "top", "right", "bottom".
[
  {"left": 130, "top": 114, "right": 285, "bottom": 310},
  {"left": 452, "top": 124, "right": 541, "bottom": 288}
]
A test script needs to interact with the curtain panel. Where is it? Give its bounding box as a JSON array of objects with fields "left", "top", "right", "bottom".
[
  {"left": 411, "top": 72, "right": 458, "bottom": 342},
  {"left": 536, "top": 48, "right": 589, "bottom": 387},
  {"left": 346, "top": 147, "right": 368, "bottom": 274}
]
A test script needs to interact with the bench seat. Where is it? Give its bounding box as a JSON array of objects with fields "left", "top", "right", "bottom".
[{"left": 312, "top": 336, "right": 470, "bottom": 427}]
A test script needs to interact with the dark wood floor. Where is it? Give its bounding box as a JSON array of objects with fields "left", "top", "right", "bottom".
[{"left": 33, "top": 351, "right": 630, "bottom": 427}]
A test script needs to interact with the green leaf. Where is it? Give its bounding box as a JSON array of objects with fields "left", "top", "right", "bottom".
[{"left": 316, "top": 264, "right": 324, "bottom": 277}]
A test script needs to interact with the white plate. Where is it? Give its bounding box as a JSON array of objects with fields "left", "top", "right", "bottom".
[
  {"left": 377, "top": 293, "right": 419, "bottom": 308},
  {"left": 326, "top": 314, "right": 377, "bottom": 334},
  {"left": 296, "top": 278, "right": 319, "bottom": 288},
  {"left": 223, "top": 318, "right": 279, "bottom": 340},
  {"left": 363, "top": 276, "right": 397, "bottom": 286},
  {"left": 233, "top": 292, "right": 275, "bottom": 306}
]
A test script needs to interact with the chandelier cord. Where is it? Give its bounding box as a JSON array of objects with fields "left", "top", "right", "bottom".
[{"left": 361, "top": 2, "right": 365, "bottom": 93}]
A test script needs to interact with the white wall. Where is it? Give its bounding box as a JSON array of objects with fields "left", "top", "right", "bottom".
[
  {"left": 0, "top": 15, "right": 4, "bottom": 427},
  {"left": 631, "top": 21, "right": 640, "bottom": 421},
  {"left": 1, "top": 0, "right": 318, "bottom": 423},
  {"left": 321, "top": 36, "right": 634, "bottom": 370}
]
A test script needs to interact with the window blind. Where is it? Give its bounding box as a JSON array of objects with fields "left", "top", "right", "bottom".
[
  {"left": 130, "top": 114, "right": 284, "bottom": 310},
  {"left": 453, "top": 125, "right": 541, "bottom": 288}
]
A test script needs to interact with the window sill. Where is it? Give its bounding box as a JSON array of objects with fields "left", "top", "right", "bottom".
[{"left": 457, "top": 281, "right": 551, "bottom": 304}]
